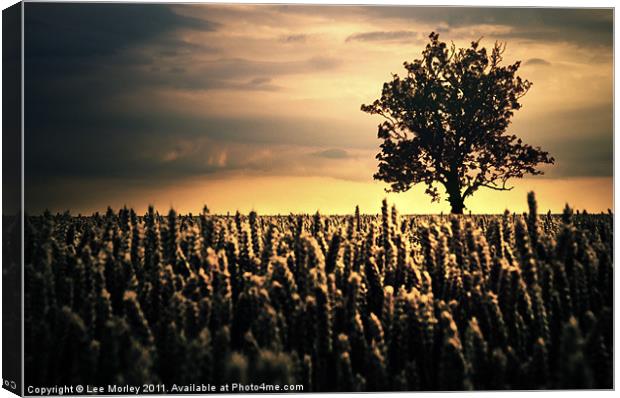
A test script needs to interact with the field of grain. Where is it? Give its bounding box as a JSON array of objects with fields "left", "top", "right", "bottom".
[{"left": 24, "top": 193, "right": 613, "bottom": 391}]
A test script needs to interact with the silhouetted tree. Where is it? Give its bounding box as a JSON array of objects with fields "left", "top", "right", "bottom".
[{"left": 362, "top": 33, "right": 554, "bottom": 214}]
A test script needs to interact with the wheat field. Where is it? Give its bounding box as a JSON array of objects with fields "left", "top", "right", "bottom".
[{"left": 23, "top": 193, "right": 613, "bottom": 391}]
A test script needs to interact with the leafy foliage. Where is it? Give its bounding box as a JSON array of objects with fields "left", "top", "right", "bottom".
[{"left": 362, "top": 33, "right": 554, "bottom": 213}]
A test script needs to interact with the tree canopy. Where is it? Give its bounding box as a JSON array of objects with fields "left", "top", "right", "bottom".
[{"left": 362, "top": 32, "right": 554, "bottom": 213}]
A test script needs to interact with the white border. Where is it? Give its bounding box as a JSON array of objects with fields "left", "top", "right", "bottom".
[{"left": 0, "top": 2, "right": 616, "bottom": 398}]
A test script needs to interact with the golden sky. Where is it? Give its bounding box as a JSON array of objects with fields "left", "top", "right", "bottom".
[{"left": 25, "top": 4, "right": 613, "bottom": 214}]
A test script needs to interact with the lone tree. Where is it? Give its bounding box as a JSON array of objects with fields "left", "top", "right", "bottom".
[{"left": 362, "top": 33, "right": 554, "bottom": 214}]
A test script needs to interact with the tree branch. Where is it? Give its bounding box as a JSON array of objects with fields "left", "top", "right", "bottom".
[{"left": 479, "top": 181, "right": 514, "bottom": 191}]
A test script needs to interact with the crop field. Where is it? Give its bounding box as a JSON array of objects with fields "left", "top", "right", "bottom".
[{"left": 23, "top": 193, "right": 613, "bottom": 391}]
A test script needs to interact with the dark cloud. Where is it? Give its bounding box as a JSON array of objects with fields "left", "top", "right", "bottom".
[
  {"left": 282, "top": 34, "right": 308, "bottom": 43},
  {"left": 25, "top": 123, "right": 367, "bottom": 190},
  {"left": 24, "top": 6, "right": 345, "bottom": 190},
  {"left": 155, "top": 39, "right": 221, "bottom": 58},
  {"left": 345, "top": 30, "right": 420, "bottom": 43},
  {"left": 354, "top": 7, "right": 612, "bottom": 48},
  {"left": 196, "top": 56, "right": 341, "bottom": 82},
  {"left": 311, "top": 149, "right": 351, "bottom": 159},
  {"left": 345, "top": 30, "right": 419, "bottom": 42},
  {"left": 254, "top": 6, "right": 612, "bottom": 49},
  {"left": 25, "top": 3, "right": 217, "bottom": 59},
  {"left": 270, "top": 5, "right": 611, "bottom": 47},
  {"left": 514, "top": 104, "right": 613, "bottom": 178},
  {"left": 23, "top": 3, "right": 612, "bottom": 213},
  {"left": 543, "top": 133, "right": 612, "bottom": 178},
  {"left": 242, "top": 77, "right": 280, "bottom": 91},
  {"left": 525, "top": 58, "right": 551, "bottom": 66},
  {"left": 25, "top": 105, "right": 374, "bottom": 186}
]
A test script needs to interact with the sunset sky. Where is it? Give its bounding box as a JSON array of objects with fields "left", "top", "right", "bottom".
[{"left": 24, "top": 3, "right": 613, "bottom": 214}]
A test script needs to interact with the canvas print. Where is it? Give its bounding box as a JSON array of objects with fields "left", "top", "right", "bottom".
[{"left": 4, "top": 1, "right": 615, "bottom": 394}]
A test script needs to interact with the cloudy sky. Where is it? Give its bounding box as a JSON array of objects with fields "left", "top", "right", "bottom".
[{"left": 24, "top": 3, "right": 613, "bottom": 214}]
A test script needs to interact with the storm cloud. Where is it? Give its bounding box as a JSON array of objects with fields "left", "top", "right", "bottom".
[
  {"left": 351, "top": 6, "right": 613, "bottom": 48},
  {"left": 23, "top": 3, "right": 613, "bottom": 213}
]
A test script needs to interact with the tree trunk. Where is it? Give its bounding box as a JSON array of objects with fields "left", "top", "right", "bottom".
[
  {"left": 446, "top": 177, "right": 465, "bottom": 214},
  {"left": 449, "top": 195, "right": 465, "bottom": 214}
]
